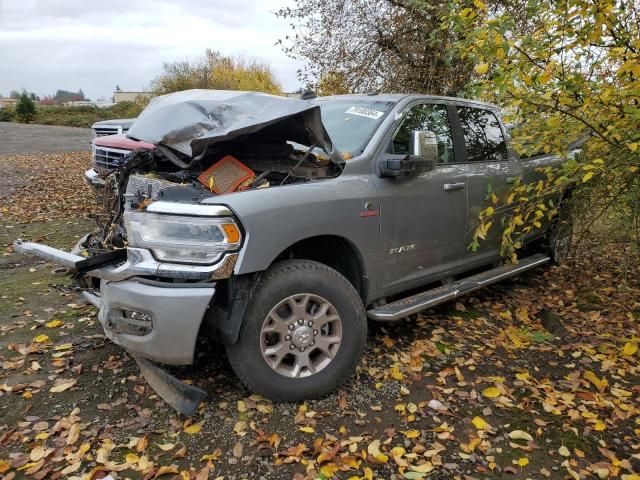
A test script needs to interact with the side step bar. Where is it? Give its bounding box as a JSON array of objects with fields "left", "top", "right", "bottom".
[{"left": 367, "top": 253, "right": 550, "bottom": 321}]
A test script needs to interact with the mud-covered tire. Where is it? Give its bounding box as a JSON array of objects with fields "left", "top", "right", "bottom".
[{"left": 226, "top": 260, "right": 367, "bottom": 401}]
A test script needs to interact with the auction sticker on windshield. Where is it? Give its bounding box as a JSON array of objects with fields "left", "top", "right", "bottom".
[{"left": 345, "top": 106, "right": 385, "bottom": 120}]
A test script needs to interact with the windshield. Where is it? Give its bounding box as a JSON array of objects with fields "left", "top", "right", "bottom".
[{"left": 317, "top": 99, "right": 395, "bottom": 156}]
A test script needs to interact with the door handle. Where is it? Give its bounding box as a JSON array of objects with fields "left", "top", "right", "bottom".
[{"left": 443, "top": 182, "right": 466, "bottom": 191}]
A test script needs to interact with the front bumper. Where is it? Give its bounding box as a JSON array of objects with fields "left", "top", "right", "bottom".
[
  {"left": 13, "top": 241, "right": 231, "bottom": 364},
  {"left": 99, "top": 278, "right": 214, "bottom": 365}
]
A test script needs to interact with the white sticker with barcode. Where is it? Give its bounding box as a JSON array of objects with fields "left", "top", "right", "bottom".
[{"left": 345, "top": 106, "right": 385, "bottom": 119}]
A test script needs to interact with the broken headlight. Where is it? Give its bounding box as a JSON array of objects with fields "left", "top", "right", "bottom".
[{"left": 124, "top": 211, "right": 242, "bottom": 265}]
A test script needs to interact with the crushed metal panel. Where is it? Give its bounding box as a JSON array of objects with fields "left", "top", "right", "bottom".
[{"left": 126, "top": 89, "right": 343, "bottom": 164}]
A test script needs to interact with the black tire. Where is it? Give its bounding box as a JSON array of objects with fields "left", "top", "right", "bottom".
[
  {"left": 547, "top": 218, "right": 572, "bottom": 265},
  {"left": 226, "top": 260, "right": 367, "bottom": 401}
]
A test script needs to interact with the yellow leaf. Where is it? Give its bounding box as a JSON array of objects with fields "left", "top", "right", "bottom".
[
  {"left": 46, "top": 319, "right": 64, "bottom": 328},
  {"left": 402, "top": 429, "right": 420, "bottom": 439},
  {"left": 482, "top": 387, "right": 500, "bottom": 398},
  {"left": 475, "top": 63, "right": 489, "bottom": 75},
  {"left": 509, "top": 430, "right": 533, "bottom": 441},
  {"left": 472, "top": 416, "right": 491, "bottom": 430},
  {"left": 200, "top": 449, "right": 221, "bottom": 461},
  {"left": 33, "top": 334, "right": 51, "bottom": 344},
  {"left": 517, "top": 457, "right": 529, "bottom": 467},
  {"left": 158, "top": 443, "right": 176, "bottom": 451},
  {"left": 125, "top": 453, "right": 140, "bottom": 464},
  {"left": 374, "top": 453, "right": 389, "bottom": 463},
  {"left": 299, "top": 426, "right": 315, "bottom": 434},
  {"left": 49, "top": 379, "right": 76, "bottom": 393},
  {"left": 516, "top": 372, "right": 530, "bottom": 381},
  {"left": 0, "top": 459, "right": 10, "bottom": 473},
  {"left": 183, "top": 422, "right": 203, "bottom": 435},
  {"left": 622, "top": 342, "right": 637, "bottom": 356},
  {"left": 584, "top": 371, "right": 608, "bottom": 392},
  {"left": 320, "top": 465, "right": 338, "bottom": 477},
  {"left": 390, "top": 364, "right": 404, "bottom": 380},
  {"left": 473, "top": 0, "right": 487, "bottom": 10},
  {"left": 411, "top": 462, "right": 434, "bottom": 473},
  {"left": 558, "top": 445, "right": 570, "bottom": 457},
  {"left": 594, "top": 420, "right": 606, "bottom": 431},
  {"left": 363, "top": 466, "right": 373, "bottom": 480},
  {"left": 582, "top": 171, "right": 594, "bottom": 183}
]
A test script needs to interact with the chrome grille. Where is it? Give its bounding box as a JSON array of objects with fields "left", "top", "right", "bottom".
[
  {"left": 94, "top": 126, "right": 122, "bottom": 137},
  {"left": 93, "top": 126, "right": 130, "bottom": 137},
  {"left": 92, "top": 145, "right": 131, "bottom": 173}
]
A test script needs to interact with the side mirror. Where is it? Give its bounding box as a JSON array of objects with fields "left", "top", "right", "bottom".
[
  {"left": 410, "top": 130, "right": 438, "bottom": 163},
  {"left": 377, "top": 154, "right": 436, "bottom": 178}
]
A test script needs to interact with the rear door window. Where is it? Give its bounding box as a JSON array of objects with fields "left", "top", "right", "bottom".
[{"left": 457, "top": 107, "right": 508, "bottom": 162}]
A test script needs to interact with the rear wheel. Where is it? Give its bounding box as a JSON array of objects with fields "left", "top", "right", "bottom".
[
  {"left": 226, "top": 260, "right": 367, "bottom": 401},
  {"left": 547, "top": 218, "right": 572, "bottom": 265}
]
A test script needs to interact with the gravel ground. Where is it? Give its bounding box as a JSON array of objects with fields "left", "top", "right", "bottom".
[{"left": 0, "top": 122, "right": 91, "bottom": 155}]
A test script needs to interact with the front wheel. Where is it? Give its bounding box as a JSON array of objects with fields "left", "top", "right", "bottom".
[{"left": 226, "top": 260, "right": 367, "bottom": 401}]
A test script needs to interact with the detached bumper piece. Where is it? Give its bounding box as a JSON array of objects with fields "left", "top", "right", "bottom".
[
  {"left": 133, "top": 355, "right": 206, "bottom": 416},
  {"left": 13, "top": 241, "right": 237, "bottom": 282}
]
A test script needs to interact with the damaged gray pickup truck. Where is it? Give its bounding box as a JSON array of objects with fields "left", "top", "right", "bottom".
[{"left": 15, "top": 89, "right": 571, "bottom": 414}]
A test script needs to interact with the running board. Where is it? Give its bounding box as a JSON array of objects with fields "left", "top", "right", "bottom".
[{"left": 367, "top": 253, "right": 550, "bottom": 322}]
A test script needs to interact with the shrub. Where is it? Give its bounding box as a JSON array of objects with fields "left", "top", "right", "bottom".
[
  {"left": 15, "top": 95, "right": 36, "bottom": 123},
  {"left": 0, "top": 107, "right": 14, "bottom": 122}
]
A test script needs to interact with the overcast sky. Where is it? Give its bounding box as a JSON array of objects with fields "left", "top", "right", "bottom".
[{"left": 0, "top": 0, "right": 303, "bottom": 100}]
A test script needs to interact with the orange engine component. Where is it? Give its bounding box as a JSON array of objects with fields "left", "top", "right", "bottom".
[{"left": 197, "top": 155, "right": 255, "bottom": 194}]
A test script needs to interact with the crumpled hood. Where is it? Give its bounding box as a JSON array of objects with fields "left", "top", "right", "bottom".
[{"left": 126, "top": 89, "right": 343, "bottom": 164}]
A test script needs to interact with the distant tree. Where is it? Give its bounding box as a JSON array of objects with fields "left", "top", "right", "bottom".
[
  {"left": 53, "top": 89, "right": 86, "bottom": 104},
  {"left": 276, "top": 0, "right": 474, "bottom": 95},
  {"left": 9, "top": 90, "right": 20, "bottom": 99},
  {"left": 15, "top": 94, "right": 36, "bottom": 123},
  {"left": 317, "top": 71, "right": 351, "bottom": 96},
  {"left": 153, "top": 49, "right": 282, "bottom": 95},
  {"left": 115, "top": 85, "right": 122, "bottom": 92}
]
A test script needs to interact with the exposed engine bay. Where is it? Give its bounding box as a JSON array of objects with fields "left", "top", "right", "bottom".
[
  {"left": 84, "top": 134, "right": 339, "bottom": 256},
  {"left": 80, "top": 90, "right": 345, "bottom": 257}
]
